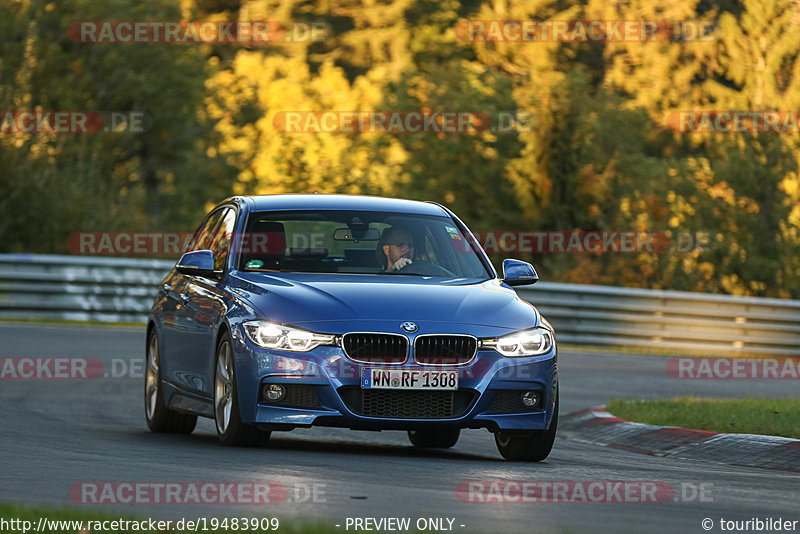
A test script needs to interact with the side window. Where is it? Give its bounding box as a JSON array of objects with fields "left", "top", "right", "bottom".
[
  {"left": 190, "top": 209, "right": 227, "bottom": 252},
  {"left": 209, "top": 208, "right": 237, "bottom": 271}
]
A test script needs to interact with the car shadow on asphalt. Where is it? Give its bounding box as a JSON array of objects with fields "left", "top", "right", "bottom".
[{"left": 129, "top": 430, "right": 500, "bottom": 462}]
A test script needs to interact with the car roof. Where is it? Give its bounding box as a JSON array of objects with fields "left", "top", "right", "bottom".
[{"left": 235, "top": 194, "right": 450, "bottom": 216}]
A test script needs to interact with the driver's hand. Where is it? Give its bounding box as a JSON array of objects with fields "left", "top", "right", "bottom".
[{"left": 391, "top": 257, "right": 413, "bottom": 271}]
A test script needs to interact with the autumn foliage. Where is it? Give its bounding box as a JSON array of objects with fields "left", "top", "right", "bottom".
[{"left": 1, "top": 0, "right": 799, "bottom": 297}]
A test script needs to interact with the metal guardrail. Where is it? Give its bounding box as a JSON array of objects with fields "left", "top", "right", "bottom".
[
  {"left": 515, "top": 284, "right": 800, "bottom": 356},
  {"left": 0, "top": 254, "right": 174, "bottom": 324},
  {"left": 1, "top": 253, "right": 799, "bottom": 356}
]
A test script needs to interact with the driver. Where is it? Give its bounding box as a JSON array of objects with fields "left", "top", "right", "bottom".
[{"left": 378, "top": 228, "right": 415, "bottom": 272}]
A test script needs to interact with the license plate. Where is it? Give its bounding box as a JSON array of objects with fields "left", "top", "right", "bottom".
[{"left": 361, "top": 368, "right": 458, "bottom": 390}]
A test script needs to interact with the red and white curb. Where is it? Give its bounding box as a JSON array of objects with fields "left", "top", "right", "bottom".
[{"left": 559, "top": 407, "right": 800, "bottom": 473}]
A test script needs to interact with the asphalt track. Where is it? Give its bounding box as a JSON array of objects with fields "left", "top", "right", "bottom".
[{"left": 1, "top": 323, "right": 798, "bottom": 534}]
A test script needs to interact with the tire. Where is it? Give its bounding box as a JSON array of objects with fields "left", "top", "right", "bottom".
[
  {"left": 494, "top": 391, "right": 558, "bottom": 461},
  {"left": 214, "top": 332, "right": 271, "bottom": 447},
  {"left": 145, "top": 329, "right": 197, "bottom": 434},
  {"left": 408, "top": 428, "right": 461, "bottom": 448}
]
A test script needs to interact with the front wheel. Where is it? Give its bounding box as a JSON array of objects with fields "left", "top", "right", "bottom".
[
  {"left": 408, "top": 429, "right": 460, "bottom": 449},
  {"left": 144, "top": 330, "right": 197, "bottom": 434},
  {"left": 494, "top": 392, "right": 558, "bottom": 461},
  {"left": 214, "top": 332, "right": 271, "bottom": 447}
]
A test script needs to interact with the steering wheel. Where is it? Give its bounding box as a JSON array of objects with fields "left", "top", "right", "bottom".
[{"left": 397, "top": 260, "right": 456, "bottom": 277}]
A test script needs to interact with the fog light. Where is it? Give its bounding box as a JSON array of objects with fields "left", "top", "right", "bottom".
[
  {"left": 521, "top": 391, "right": 540, "bottom": 408},
  {"left": 264, "top": 384, "right": 286, "bottom": 402}
]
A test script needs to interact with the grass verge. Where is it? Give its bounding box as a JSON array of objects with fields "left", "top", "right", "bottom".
[
  {"left": 606, "top": 396, "right": 800, "bottom": 439},
  {"left": 0, "top": 318, "right": 144, "bottom": 328},
  {"left": 559, "top": 343, "right": 778, "bottom": 360}
]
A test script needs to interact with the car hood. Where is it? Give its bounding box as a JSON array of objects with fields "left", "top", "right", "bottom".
[{"left": 230, "top": 272, "right": 540, "bottom": 336}]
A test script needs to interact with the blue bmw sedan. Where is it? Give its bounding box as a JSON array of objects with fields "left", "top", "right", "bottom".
[{"left": 145, "top": 194, "right": 558, "bottom": 461}]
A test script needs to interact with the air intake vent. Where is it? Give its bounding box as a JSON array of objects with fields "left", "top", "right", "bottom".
[
  {"left": 259, "top": 384, "right": 322, "bottom": 409},
  {"left": 485, "top": 390, "right": 542, "bottom": 414},
  {"left": 338, "top": 387, "right": 478, "bottom": 419}
]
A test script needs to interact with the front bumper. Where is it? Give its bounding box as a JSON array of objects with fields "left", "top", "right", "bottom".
[{"left": 230, "top": 326, "right": 558, "bottom": 432}]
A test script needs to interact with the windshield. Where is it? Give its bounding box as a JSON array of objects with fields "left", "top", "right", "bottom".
[{"left": 236, "top": 210, "right": 491, "bottom": 279}]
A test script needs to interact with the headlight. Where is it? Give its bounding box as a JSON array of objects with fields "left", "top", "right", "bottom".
[
  {"left": 481, "top": 327, "right": 554, "bottom": 357},
  {"left": 243, "top": 321, "right": 335, "bottom": 352}
]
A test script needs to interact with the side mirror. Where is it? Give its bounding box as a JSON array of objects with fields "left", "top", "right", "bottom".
[
  {"left": 176, "top": 250, "right": 217, "bottom": 277},
  {"left": 502, "top": 259, "right": 539, "bottom": 286}
]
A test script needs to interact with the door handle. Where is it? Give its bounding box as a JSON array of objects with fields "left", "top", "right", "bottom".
[{"left": 179, "top": 293, "right": 190, "bottom": 303}]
